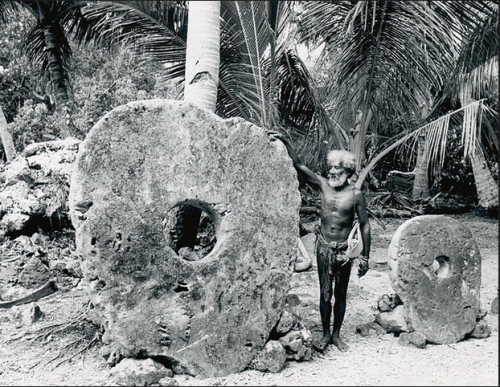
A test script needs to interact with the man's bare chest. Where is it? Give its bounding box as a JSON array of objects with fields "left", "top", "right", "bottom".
[{"left": 321, "top": 188, "right": 355, "bottom": 215}]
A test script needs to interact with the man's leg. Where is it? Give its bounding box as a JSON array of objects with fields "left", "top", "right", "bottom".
[
  {"left": 316, "top": 242, "right": 333, "bottom": 350},
  {"left": 331, "top": 259, "right": 352, "bottom": 351}
]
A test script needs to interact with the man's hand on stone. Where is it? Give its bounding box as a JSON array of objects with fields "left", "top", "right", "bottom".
[{"left": 266, "top": 129, "right": 281, "bottom": 141}]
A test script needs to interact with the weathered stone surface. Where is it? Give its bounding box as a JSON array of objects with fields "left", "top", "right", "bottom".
[
  {"left": 491, "top": 296, "right": 498, "bottom": 314},
  {"left": 158, "top": 377, "right": 179, "bottom": 386},
  {"left": 4, "top": 157, "right": 32, "bottom": 185},
  {"left": 18, "top": 257, "right": 51, "bottom": 289},
  {"left": 355, "top": 321, "right": 387, "bottom": 337},
  {"left": 252, "top": 340, "right": 287, "bottom": 373},
  {"left": 375, "top": 305, "right": 408, "bottom": 333},
  {"left": 0, "top": 138, "right": 80, "bottom": 235},
  {"left": 111, "top": 358, "right": 173, "bottom": 386},
  {"left": 468, "top": 321, "right": 491, "bottom": 339},
  {"left": 398, "top": 332, "right": 427, "bottom": 349},
  {"left": 275, "top": 308, "right": 298, "bottom": 336},
  {"left": 388, "top": 215, "right": 481, "bottom": 344},
  {"left": 477, "top": 303, "right": 488, "bottom": 320},
  {"left": 278, "top": 329, "right": 312, "bottom": 361},
  {"left": 21, "top": 304, "right": 44, "bottom": 326},
  {"left": 69, "top": 99, "right": 300, "bottom": 377},
  {"left": 377, "top": 293, "right": 401, "bottom": 312},
  {"left": 285, "top": 294, "right": 301, "bottom": 307}
]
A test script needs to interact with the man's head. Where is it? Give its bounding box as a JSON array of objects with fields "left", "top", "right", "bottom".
[{"left": 326, "top": 150, "right": 357, "bottom": 188}]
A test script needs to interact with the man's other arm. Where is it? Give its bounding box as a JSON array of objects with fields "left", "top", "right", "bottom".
[{"left": 267, "top": 130, "right": 321, "bottom": 187}]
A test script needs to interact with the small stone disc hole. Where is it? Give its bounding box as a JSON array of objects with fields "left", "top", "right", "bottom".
[{"left": 432, "top": 256, "right": 451, "bottom": 278}]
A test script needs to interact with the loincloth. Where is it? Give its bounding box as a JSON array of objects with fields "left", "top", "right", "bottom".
[
  {"left": 315, "top": 232, "right": 349, "bottom": 302},
  {"left": 316, "top": 232, "right": 350, "bottom": 271}
]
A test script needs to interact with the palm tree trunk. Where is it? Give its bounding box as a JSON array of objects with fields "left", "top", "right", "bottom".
[
  {"left": 412, "top": 133, "right": 430, "bottom": 199},
  {"left": 179, "top": 1, "right": 221, "bottom": 242},
  {"left": 470, "top": 145, "right": 498, "bottom": 208},
  {"left": 37, "top": 3, "right": 70, "bottom": 113},
  {"left": 0, "top": 105, "right": 16, "bottom": 162},
  {"left": 184, "top": 1, "right": 220, "bottom": 112}
]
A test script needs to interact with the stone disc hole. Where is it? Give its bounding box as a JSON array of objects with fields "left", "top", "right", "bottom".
[
  {"left": 432, "top": 256, "right": 451, "bottom": 278},
  {"left": 164, "top": 201, "right": 217, "bottom": 261}
]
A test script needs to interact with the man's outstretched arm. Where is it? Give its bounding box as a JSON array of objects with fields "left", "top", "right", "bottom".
[{"left": 267, "top": 130, "right": 321, "bottom": 187}]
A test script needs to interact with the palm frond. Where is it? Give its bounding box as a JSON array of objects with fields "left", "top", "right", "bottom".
[
  {"left": 444, "top": 2, "right": 499, "bottom": 105},
  {"left": 461, "top": 100, "right": 481, "bottom": 159},
  {"left": 23, "top": 21, "right": 72, "bottom": 79},
  {"left": 80, "top": 1, "right": 187, "bottom": 80},
  {"left": 224, "top": 1, "right": 274, "bottom": 125},
  {"left": 458, "top": 56, "right": 498, "bottom": 103},
  {"left": 422, "top": 114, "right": 450, "bottom": 178},
  {"left": 298, "top": 1, "right": 468, "bottom": 168},
  {"left": 356, "top": 100, "right": 486, "bottom": 187},
  {"left": 455, "top": 2, "right": 498, "bottom": 75}
]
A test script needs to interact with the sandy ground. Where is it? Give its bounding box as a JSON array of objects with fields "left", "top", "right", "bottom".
[{"left": 0, "top": 213, "right": 498, "bottom": 386}]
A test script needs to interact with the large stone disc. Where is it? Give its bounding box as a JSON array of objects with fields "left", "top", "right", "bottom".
[
  {"left": 69, "top": 99, "right": 300, "bottom": 377},
  {"left": 388, "top": 215, "right": 481, "bottom": 344}
]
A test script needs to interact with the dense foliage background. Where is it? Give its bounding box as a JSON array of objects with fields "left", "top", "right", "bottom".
[
  {"left": 0, "top": 1, "right": 497, "bottom": 215},
  {"left": 1, "top": 8, "right": 181, "bottom": 154}
]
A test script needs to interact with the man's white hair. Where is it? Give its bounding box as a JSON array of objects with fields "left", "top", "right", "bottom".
[{"left": 327, "top": 150, "right": 357, "bottom": 176}]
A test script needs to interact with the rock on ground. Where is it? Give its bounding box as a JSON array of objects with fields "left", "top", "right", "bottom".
[
  {"left": 278, "top": 329, "right": 312, "bottom": 361},
  {"left": 252, "top": 341, "right": 287, "bottom": 373},
  {"left": 0, "top": 138, "right": 80, "bottom": 236},
  {"left": 110, "top": 358, "right": 173, "bottom": 386},
  {"left": 375, "top": 305, "right": 408, "bottom": 334},
  {"left": 398, "top": 331, "right": 427, "bottom": 349}
]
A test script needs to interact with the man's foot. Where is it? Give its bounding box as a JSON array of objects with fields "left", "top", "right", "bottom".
[
  {"left": 331, "top": 336, "right": 349, "bottom": 352},
  {"left": 312, "top": 335, "right": 330, "bottom": 352}
]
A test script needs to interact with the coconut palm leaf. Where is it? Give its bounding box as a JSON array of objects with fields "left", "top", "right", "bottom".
[
  {"left": 458, "top": 57, "right": 498, "bottom": 104},
  {"left": 446, "top": 3, "right": 498, "bottom": 105},
  {"left": 80, "top": 1, "right": 187, "bottom": 80},
  {"left": 297, "top": 1, "right": 484, "bottom": 169},
  {"left": 355, "top": 99, "right": 486, "bottom": 188},
  {"left": 19, "top": 1, "right": 84, "bottom": 110},
  {"left": 422, "top": 113, "right": 450, "bottom": 177},
  {"left": 217, "top": 1, "right": 277, "bottom": 127}
]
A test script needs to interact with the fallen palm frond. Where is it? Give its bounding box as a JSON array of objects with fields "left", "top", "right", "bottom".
[
  {"left": 41, "top": 330, "right": 101, "bottom": 371},
  {"left": 0, "top": 279, "right": 58, "bottom": 309},
  {"left": 5, "top": 299, "right": 94, "bottom": 344},
  {"left": 18, "top": 299, "right": 104, "bottom": 371},
  {"left": 366, "top": 208, "right": 387, "bottom": 230}
]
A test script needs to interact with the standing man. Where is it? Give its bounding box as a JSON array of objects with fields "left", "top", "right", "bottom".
[{"left": 268, "top": 130, "right": 371, "bottom": 352}]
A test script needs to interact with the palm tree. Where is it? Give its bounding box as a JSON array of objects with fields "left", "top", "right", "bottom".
[
  {"left": 298, "top": 1, "right": 498, "bottom": 208},
  {"left": 3, "top": 0, "right": 496, "bottom": 209},
  {"left": 2, "top": 1, "right": 109, "bottom": 113}
]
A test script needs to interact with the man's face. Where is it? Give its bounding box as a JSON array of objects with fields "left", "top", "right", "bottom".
[{"left": 327, "top": 162, "right": 348, "bottom": 188}]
